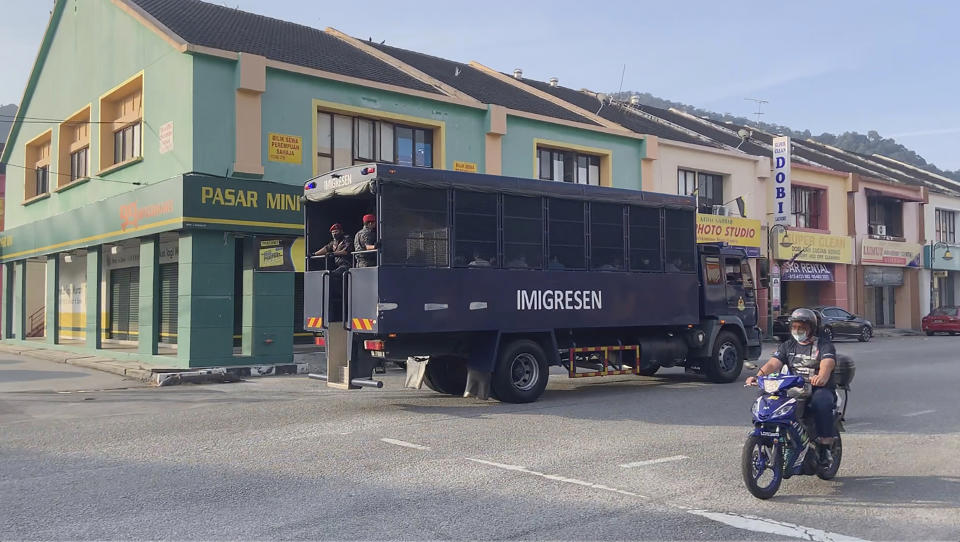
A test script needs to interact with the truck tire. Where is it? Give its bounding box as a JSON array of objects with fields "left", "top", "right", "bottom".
[
  {"left": 636, "top": 363, "right": 660, "bottom": 376},
  {"left": 424, "top": 356, "right": 468, "bottom": 396},
  {"left": 492, "top": 339, "right": 549, "bottom": 403},
  {"left": 707, "top": 330, "right": 744, "bottom": 383}
]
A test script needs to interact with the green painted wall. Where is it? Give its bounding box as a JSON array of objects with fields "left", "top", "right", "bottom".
[
  {"left": 3, "top": 0, "right": 194, "bottom": 230},
  {"left": 189, "top": 61, "right": 488, "bottom": 185},
  {"left": 500, "top": 115, "right": 647, "bottom": 191}
]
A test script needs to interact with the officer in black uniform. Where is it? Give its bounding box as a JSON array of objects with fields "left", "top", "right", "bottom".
[
  {"left": 313, "top": 223, "right": 353, "bottom": 275},
  {"left": 354, "top": 214, "right": 378, "bottom": 268},
  {"left": 746, "top": 308, "right": 838, "bottom": 464}
]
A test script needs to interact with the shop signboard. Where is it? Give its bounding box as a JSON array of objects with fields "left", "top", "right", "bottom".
[
  {"left": 861, "top": 238, "right": 922, "bottom": 267},
  {"left": 781, "top": 261, "right": 833, "bottom": 282},
  {"left": 772, "top": 230, "right": 853, "bottom": 264},
  {"left": 268, "top": 133, "right": 302, "bottom": 164},
  {"left": 696, "top": 214, "right": 762, "bottom": 257},
  {"left": 254, "top": 237, "right": 307, "bottom": 272},
  {"left": 864, "top": 266, "right": 904, "bottom": 287},
  {"left": 772, "top": 136, "right": 791, "bottom": 225}
]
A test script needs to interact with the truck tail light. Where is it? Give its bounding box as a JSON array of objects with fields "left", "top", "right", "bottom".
[
  {"left": 315, "top": 337, "right": 326, "bottom": 347},
  {"left": 364, "top": 340, "right": 385, "bottom": 351}
]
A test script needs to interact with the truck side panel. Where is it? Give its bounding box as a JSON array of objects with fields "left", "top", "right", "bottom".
[{"left": 371, "top": 267, "right": 699, "bottom": 334}]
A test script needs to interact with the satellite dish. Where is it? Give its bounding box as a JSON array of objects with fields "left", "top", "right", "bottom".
[
  {"left": 737, "top": 128, "right": 752, "bottom": 139},
  {"left": 597, "top": 93, "right": 608, "bottom": 102}
]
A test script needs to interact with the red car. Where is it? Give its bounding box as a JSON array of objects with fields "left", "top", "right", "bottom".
[{"left": 922, "top": 306, "right": 960, "bottom": 336}]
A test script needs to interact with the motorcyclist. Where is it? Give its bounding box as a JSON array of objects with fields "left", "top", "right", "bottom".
[{"left": 745, "top": 308, "right": 837, "bottom": 465}]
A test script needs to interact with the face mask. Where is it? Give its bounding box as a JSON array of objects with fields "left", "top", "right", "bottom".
[{"left": 792, "top": 331, "right": 808, "bottom": 343}]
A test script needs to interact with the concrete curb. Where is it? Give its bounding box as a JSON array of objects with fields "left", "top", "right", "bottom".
[{"left": 0, "top": 343, "right": 314, "bottom": 385}]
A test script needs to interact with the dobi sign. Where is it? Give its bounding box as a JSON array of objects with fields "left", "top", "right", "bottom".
[{"left": 772, "top": 136, "right": 791, "bottom": 225}]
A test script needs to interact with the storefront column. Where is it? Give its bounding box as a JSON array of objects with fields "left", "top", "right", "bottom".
[
  {"left": 45, "top": 255, "right": 59, "bottom": 345},
  {"left": 138, "top": 236, "right": 160, "bottom": 355},
  {"left": 240, "top": 238, "right": 294, "bottom": 362},
  {"left": 13, "top": 260, "right": 27, "bottom": 340},
  {"left": 1, "top": 263, "right": 12, "bottom": 340},
  {"left": 85, "top": 247, "right": 103, "bottom": 350},
  {"left": 177, "top": 231, "right": 235, "bottom": 367}
]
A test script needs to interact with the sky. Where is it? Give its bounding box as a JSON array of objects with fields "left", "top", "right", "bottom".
[{"left": 2, "top": 0, "right": 959, "bottom": 169}]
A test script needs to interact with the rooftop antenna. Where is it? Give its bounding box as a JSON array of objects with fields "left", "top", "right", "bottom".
[
  {"left": 617, "top": 64, "right": 626, "bottom": 99},
  {"left": 744, "top": 97, "right": 768, "bottom": 127}
]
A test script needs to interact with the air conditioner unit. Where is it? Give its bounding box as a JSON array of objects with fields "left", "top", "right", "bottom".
[
  {"left": 876, "top": 225, "right": 887, "bottom": 236},
  {"left": 712, "top": 205, "right": 727, "bottom": 216}
]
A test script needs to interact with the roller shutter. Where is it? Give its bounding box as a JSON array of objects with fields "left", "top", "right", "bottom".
[
  {"left": 109, "top": 267, "right": 139, "bottom": 341},
  {"left": 158, "top": 263, "right": 178, "bottom": 344}
]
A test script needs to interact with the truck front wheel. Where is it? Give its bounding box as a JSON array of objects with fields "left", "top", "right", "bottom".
[
  {"left": 706, "top": 330, "right": 744, "bottom": 383},
  {"left": 492, "top": 339, "right": 549, "bottom": 403}
]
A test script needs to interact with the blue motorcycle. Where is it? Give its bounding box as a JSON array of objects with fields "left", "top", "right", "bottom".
[{"left": 742, "top": 370, "right": 850, "bottom": 499}]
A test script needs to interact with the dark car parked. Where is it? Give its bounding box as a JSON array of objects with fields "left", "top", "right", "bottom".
[
  {"left": 922, "top": 306, "right": 960, "bottom": 336},
  {"left": 774, "top": 306, "right": 873, "bottom": 342}
]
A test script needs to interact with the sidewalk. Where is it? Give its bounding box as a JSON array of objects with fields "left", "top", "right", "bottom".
[{"left": 0, "top": 343, "right": 324, "bottom": 385}]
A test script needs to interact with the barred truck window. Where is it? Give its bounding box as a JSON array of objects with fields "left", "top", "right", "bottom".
[
  {"left": 590, "top": 202, "right": 625, "bottom": 270},
  {"left": 630, "top": 205, "right": 662, "bottom": 271},
  {"left": 664, "top": 208, "right": 696, "bottom": 273},
  {"left": 503, "top": 195, "right": 543, "bottom": 269},
  {"left": 381, "top": 185, "right": 449, "bottom": 267},
  {"left": 548, "top": 198, "right": 586, "bottom": 270},
  {"left": 454, "top": 191, "right": 497, "bottom": 268}
]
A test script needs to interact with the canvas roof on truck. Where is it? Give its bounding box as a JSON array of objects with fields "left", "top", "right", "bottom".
[{"left": 304, "top": 163, "right": 696, "bottom": 209}]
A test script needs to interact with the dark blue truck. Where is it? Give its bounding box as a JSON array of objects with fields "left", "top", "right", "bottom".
[{"left": 302, "top": 164, "right": 762, "bottom": 403}]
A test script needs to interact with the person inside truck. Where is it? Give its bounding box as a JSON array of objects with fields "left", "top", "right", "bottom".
[
  {"left": 313, "top": 223, "right": 353, "bottom": 275},
  {"left": 745, "top": 307, "right": 837, "bottom": 465},
  {"left": 354, "top": 214, "right": 378, "bottom": 267}
]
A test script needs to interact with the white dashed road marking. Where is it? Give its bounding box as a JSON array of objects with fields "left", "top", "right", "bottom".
[
  {"left": 620, "top": 455, "right": 688, "bottom": 468},
  {"left": 467, "top": 456, "right": 865, "bottom": 541},
  {"left": 466, "top": 458, "right": 645, "bottom": 498},
  {"left": 902, "top": 409, "right": 936, "bottom": 417},
  {"left": 381, "top": 438, "right": 431, "bottom": 450},
  {"left": 687, "top": 510, "right": 868, "bottom": 542}
]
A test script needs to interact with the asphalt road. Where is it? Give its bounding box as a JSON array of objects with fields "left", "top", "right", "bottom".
[{"left": 1, "top": 336, "right": 958, "bottom": 540}]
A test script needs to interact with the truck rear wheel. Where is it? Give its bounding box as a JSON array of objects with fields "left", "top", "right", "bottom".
[
  {"left": 492, "top": 339, "right": 549, "bottom": 403},
  {"left": 424, "top": 356, "right": 468, "bottom": 396},
  {"left": 707, "top": 330, "right": 744, "bottom": 383}
]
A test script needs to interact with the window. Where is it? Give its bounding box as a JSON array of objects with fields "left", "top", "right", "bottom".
[
  {"left": 58, "top": 105, "right": 91, "bottom": 188},
  {"left": 99, "top": 73, "right": 142, "bottom": 171},
  {"left": 316, "top": 110, "right": 433, "bottom": 174},
  {"left": 454, "top": 191, "right": 497, "bottom": 268},
  {"left": 503, "top": 195, "right": 543, "bottom": 269},
  {"left": 936, "top": 209, "right": 956, "bottom": 243},
  {"left": 792, "top": 186, "right": 823, "bottom": 229},
  {"left": 113, "top": 123, "right": 141, "bottom": 165},
  {"left": 867, "top": 195, "right": 904, "bottom": 238},
  {"left": 704, "top": 256, "right": 723, "bottom": 285},
  {"left": 547, "top": 199, "right": 585, "bottom": 270},
  {"left": 380, "top": 185, "right": 448, "bottom": 267},
  {"left": 70, "top": 147, "right": 89, "bottom": 182},
  {"left": 677, "top": 169, "right": 723, "bottom": 213},
  {"left": 590, "top": 203, "right": 624, "bottom": 270},
  {"left": 664, "top": 209, "right": 696, "bottom": 272},
  {"left": 35, "top": 166, "right": 49, "bottom": 195},
  {"left": 24, "top": 129, "right": 52, "bottom": 200},
  {"left": 537, "top": 147, "right": 600, "bottom": 185},
  {"left": 629, "top": 205, "right": 661, "bottom": 271}
]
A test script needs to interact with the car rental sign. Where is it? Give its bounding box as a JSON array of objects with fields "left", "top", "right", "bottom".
[{"left": 772, "top": 136, "right": 791, "bottom": 225}]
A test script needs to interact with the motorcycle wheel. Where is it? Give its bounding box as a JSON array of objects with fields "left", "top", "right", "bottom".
[
  {"left": 742, "top": 435, "right": 783, "bottom": 499},
  {"left": 816, "top": 433, "right": 843, "bottom": 480}
]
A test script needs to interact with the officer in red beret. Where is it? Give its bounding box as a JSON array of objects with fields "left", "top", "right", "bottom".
[
  {"left": 354, "top": 214, "right": 378, "bottom": 267},
  {"left": 313, "top": 223, "right": 353, "bottom": 274}
]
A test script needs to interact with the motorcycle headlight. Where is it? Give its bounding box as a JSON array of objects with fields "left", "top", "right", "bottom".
[{"left": 771, "top": 399, "right": 796, "bottom": 418}]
